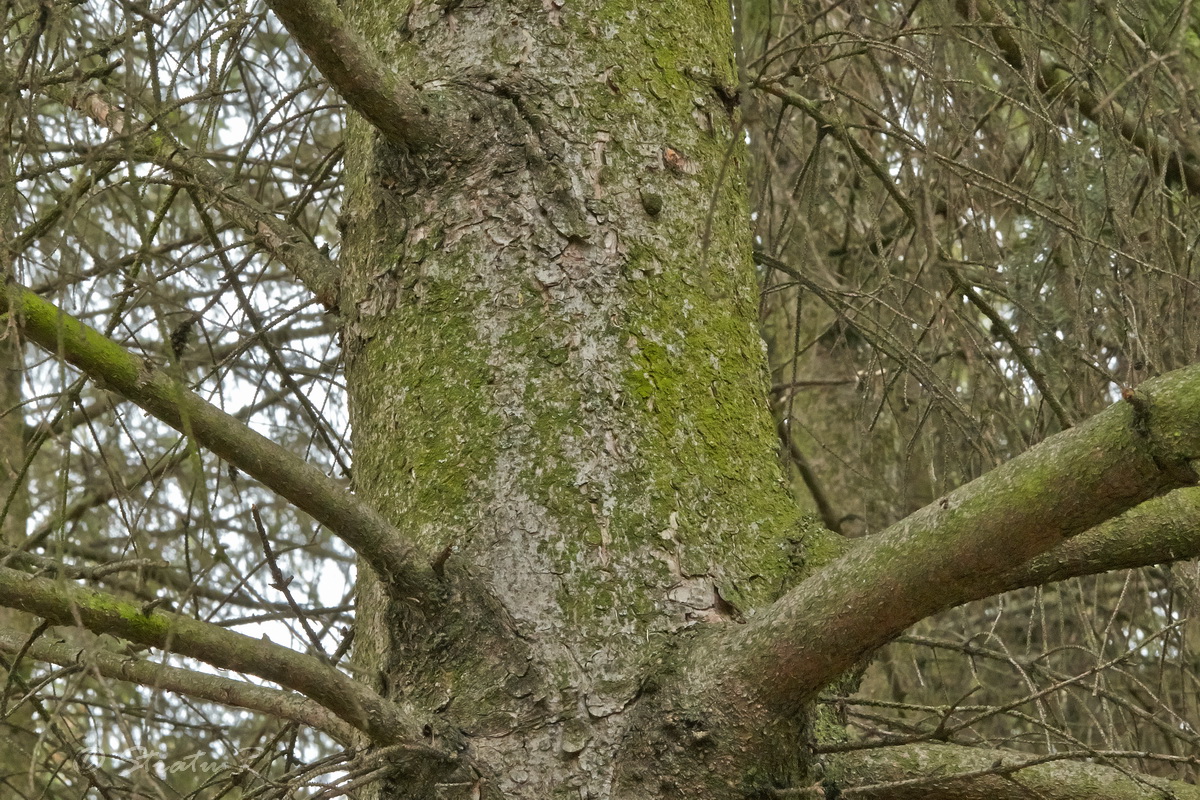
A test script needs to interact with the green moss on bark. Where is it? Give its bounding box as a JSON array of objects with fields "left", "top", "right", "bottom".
[{"left": 339, "top": 0, "right": 820, "bottom": 794}]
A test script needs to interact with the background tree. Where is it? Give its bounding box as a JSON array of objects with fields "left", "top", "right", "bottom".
[{"left": 4, "top": 0, "right": 1200, "bottom": 798}]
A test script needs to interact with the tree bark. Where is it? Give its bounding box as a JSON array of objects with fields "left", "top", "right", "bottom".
[
  {"left": 8, "top": 3, "right": 1200, "bottom": 798},
  {"left": 337, "top": 0, "right": 812, "bottom": 795}
]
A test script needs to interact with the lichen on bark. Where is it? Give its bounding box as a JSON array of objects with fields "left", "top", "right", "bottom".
[{"left": 338, "top": 0, "right": 817, "bottom": 794}]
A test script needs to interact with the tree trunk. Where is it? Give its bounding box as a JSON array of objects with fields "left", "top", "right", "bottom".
[{"left": 338, "top": 0, "right": 815, "bottom": 795}]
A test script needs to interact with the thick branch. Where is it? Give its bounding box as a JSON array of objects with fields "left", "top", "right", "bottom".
[
  {"left": 0, "top": 280, "right": 429, "bottom": 592},
  {"left": 1001, "top": 485, "right": 1200, "bottom": 590},
  {"left": 697, "top": 365, "right": 1200, "bottom": 711},
  {"left": 0, "top": 566, "right": 438, "bottom": 749},
  {"left": 262, "top": 0, "right": 465, "bottom": 149},
  {"left": 0, "top": 627, "right": 358, "bottom": 743},
  {"left": 827, "top": 742, "right": 1200, "bottom": 800}
]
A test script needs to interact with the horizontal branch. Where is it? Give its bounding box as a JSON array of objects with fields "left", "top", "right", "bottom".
[
  {"left": 263, "top": 0, "right": 468, "bottom": 150},
  {"left": 0, "top": 280, "right": 429, "bottom": 593},
  {"left": 0, "top": 566, "right": 434, "bottom": 749},
  {"left": 696, "top": 364, "right": 1200, "bottom": 711},
  {"left": 827, "top": 742, "right": 1200, "bottom": 800},
  {"left": 0, "top": 627, "right": 358, "bottom": 743}
]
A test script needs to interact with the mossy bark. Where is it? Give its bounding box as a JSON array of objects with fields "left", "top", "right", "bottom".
[{"left": 337, "top": 0, "right": 817, "bottom": 795}]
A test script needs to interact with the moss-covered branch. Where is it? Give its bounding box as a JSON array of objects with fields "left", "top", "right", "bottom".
[
  {"left": 0, "top": 566, "right": 443, "bottom": 749},
  {"left": 262, "top": 0, "right": 471, "bottom": 150},
  {"left": 1000, "top": 485, "right": 1200, "bottom": 590},
  {"left": 695, "top": 364, "right": 1200, "bottom": 711},
  {"left": 0, "top": 280, "right": 429, "bottom": 592},
  {"left": 0, "top": 626, "right": 359, "bottom": 743},
  {"left": 826, "top": 742, "right": 1200, "bottom": 800}
]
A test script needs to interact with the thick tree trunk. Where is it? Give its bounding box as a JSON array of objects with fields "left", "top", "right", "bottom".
[{"left": 338, "top": 0, "right": 816, "bottom": 795}]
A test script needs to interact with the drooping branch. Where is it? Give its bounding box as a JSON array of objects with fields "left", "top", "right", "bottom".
[
  {"left": 694, "top": 364, "right": 1200, "bottom": 711},
  {"left": 826, "top": 742, "right": 1200, "bottom": 800},
  {"left": 756, "top": 251, "right": 974, "bottom": 423},
  {"left": 777, "top": 415, "right": 841, "bottom": 532},
  {"left": 67, "top": 88, "right": 342, "bottom": 309},
  {"left": 0, "top": 280, "right": 430, "bottom": 593},
  {"left": 0, "top": 566, "right": 435, "bottom": 749},
  {"left": 752, "top": 95, "right": 1075, "bottom": 431},
  {"left": 886, "top": 632, "right": 1200, "bottom": 758},
  {"left": 150, "top": 140, "right": 344, "bottom": 308},
  {"left": 0, "top": 627, "right": 359, "bottom": 743},
  {"left": 956, "top": 0, "right": 1200, "bottom": 195},
  {"left": 262, "top": 0, "right": 471, "bottom": 150}
]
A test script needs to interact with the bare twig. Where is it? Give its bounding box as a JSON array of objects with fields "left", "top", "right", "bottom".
[{"left": 0, "top": 626, "right": 359, "bottom": 743}]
